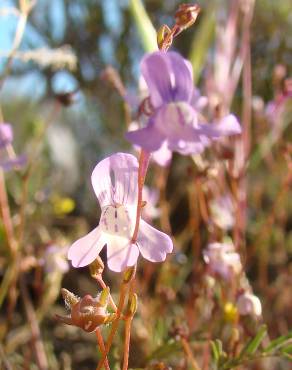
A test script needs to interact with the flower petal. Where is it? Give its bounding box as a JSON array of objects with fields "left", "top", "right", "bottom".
[
  {"left": 68, "top": 226, "right": 105, "bottom": 268},
  {"left": 106, "top": 236, "right": 139, "bottom": 272},
  {"left": 141, "top": 51, "right": 193, "bottom": 108},
  {"left": 137, "top": 220, "right": 173, "bottom": 262},
  {"left": 213, "top": 114, "right": 242, "bottom": 136},
  {"left": 141, "top": 52, "right": 173, "bottom": 108},
  {"left": 125, "top": 124, "right": 165, "bottom": 152},
  {"left": 152, "top": 142, "right": 172, "bottom": 167},
  {"left": 91, "top": 153, "right": 139, "bottom": 207},
  {"left": 167, "top": 51, "right": 194, "bottom": 102}
]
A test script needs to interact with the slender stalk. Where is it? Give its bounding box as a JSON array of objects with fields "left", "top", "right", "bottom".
[
  {"left": 122, "top": 317, "right": 133, "bottom": 370},
  {"left": 181, "top": 337, "right": 201, "bottom": 370},
  {"left": 95, "top": 329, "right": 110, "bottom": 370},
  {"left": 96, "top": 283, "right": 128, "bottom": 370},
  {"left": 20, "top": 277, "right": 48, "bottom": 370},
  {"left": 0, "top": 170, "right": 17, "bottom": 256},
  {"left": 131, "top": 149, "right": 150, "bottom": 244}
]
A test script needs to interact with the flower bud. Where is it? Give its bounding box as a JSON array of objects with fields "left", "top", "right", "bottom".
[
  {"left": 126, "top": 293, "right": 138, "bottom": 316},
  {"left": 175, "top": 4, "right": 200, "bottom": 30},
  {"left": 89, "top": 257, "right": 104, "bottom": 278},
  {"left": 123, "top": 266, "right": 136, "bottom": 283},
  {"left": 157, "top": 24, "right": 172, "bottom": 50}
]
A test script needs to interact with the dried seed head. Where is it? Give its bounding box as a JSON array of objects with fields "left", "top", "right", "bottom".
[
  {"left": 57, "top": 291, "right": 111, "bottom": 332},
  {"left": 175, "top": 4, "right": 200, "bottom": 30},
  {"left": 61, "top": 288, "right": 80, "bottom": 308}
]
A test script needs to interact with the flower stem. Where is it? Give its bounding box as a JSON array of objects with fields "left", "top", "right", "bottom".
[
  {"left": 122, "top": 316, "right": 133, "bottom": 370},
  {"left": 181, "top": 337, "right": 201, "bottom": 370},
  {"left": 131, "top": 149, "right": 150, "bottom": 244},
  {"left": 95, "top": 329, "right": 110, "bottom": 370},
  {"left": 96, "top": 283, "right": 128, "bottom": 370}
]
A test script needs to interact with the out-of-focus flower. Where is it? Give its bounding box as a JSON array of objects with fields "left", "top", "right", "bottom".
[
  {"left": 237, "top": 292, "right": 262, "bottom": 317},
  {"left": 0, "top": 122, "right": 26, "bottom": 171},
  {"left": 126, "top": 51, "right": 241, "bottom": 156},
  {"left": 52, "top": 195, "right": 75, "bottom": 216},
  {"left": 224, "top": 302, "right": 238, "bottom": 323},
  {"left": 210, "top": 195, "right": 235, "bottom": 230},
  {"left": 68, "top": 153, "right": 173, "bottom": 272},
  {"left": 42, "top": 244, "right": 69, "bottom": 274},
  {"left": 203, "top": 242, "right": 242, "bottom": 280},
  {"left": 56, "top": 288, "right": 114, "bottom": 332},
  {"left": 142, "top": 186, "right": 160, "bottom": 223},
  {"left": 0, "top": 123, "right": 13, "bottom": 148}
]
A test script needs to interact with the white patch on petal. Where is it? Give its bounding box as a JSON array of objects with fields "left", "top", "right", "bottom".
[{"left": 100, "top": 205, "right": 136, "bottom": 239}]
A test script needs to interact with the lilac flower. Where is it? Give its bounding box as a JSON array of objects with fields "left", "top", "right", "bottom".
[
  {"left": 237, "top": 292, "right": 262, "bottom": 317},
  {"left": 68, "top": 153, "right": 173, "bottom": 272},
  {"left": 126, "top": 51, "right": 241, "bottom": 156},
  {"left": 203, "top": 242, "right": 242, "bottom": 280}
]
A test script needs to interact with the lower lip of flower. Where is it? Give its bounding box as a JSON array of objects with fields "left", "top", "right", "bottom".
[{"left": 100, "top": 205, "right": 135, "bottom": 239}]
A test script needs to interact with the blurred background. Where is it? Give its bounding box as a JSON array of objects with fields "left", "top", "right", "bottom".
[{"left": 0, "top": 0, "right": 291, "bottom": 369}]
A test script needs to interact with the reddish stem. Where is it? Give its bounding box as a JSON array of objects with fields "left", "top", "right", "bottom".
[{"left": 95, "top": 329, "right": 110, "bottom": 370}]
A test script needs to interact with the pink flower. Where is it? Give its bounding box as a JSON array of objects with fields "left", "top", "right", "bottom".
[
  {"left": 237, "top": 292, "right": 262, "bottom": 317},
  {"left": 68, "top": 153, "right": 173, "bottom": 272},
  {"left": 203, "top": 242, "right": 242, "bottom": 280}
]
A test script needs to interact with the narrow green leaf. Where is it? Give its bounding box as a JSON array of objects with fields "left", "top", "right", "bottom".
[
  {"left": 188, "top": 5, "right": 216, "bottom": 83},
  {"left": 240, "top": 325, "right": 267, "bottom": 358},
  {"left": 263, "top": 332, "right": 292, "bottom": 353},
  {"left": 147, "top": 341, "right": 181, "bottom": 361},
  {"left": 211, "top": 341, "right": 220, "bottom": 362},
  {"left": 129, "top": 0, "right": 157, "bottom": 52}
]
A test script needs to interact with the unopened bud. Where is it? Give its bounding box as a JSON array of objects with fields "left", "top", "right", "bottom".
[
  {"left": 126, "top": 293, "right": 138, "bottom": 316},
  {"left": 123, "top": 266, "right": 136, "bottom": 283},
  {"left": 99, "top": 287, "right": 109, "bottom": 307},
  {"left": 157, "top": 24, "right": 172, "bottom": 50},
  {"left": 89, "top": 257, "right": 104, "bottom": 278},
  {"left": 175, "top": 4, "right": 200, "bottom": 30}
]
